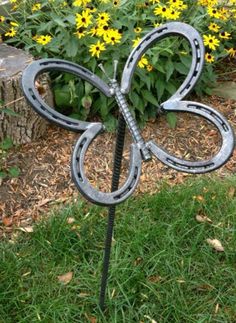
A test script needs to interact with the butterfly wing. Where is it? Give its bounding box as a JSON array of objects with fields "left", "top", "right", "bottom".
[
  {"left": 121, "top": 22, "right": 235, "bottom": 173},
  {"left": 21, "top": 58, "right": 112, "bottom": 132}
]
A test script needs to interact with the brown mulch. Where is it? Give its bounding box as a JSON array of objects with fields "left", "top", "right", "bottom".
[{"left": 0, "top": 95, "right": 236, "bottom": 237}]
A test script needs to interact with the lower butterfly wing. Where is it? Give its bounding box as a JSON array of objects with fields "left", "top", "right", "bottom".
[
  {"left": 71, "top": 123, "right": 142, "bottom": 206},
  {"left": 148, "top": 101, "right": 235, "bottom": 174},
  {"left": 21, "top": 58, "right": 112, "bottom": 132}
]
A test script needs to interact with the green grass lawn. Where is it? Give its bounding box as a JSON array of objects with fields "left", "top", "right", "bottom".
[{"left": 0, "top": 176, "right": 236, "bottom": 323}]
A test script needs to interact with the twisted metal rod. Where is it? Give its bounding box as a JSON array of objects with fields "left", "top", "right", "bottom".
[{"left": 99, "top": 113, "right": 126, "bottom": 310}]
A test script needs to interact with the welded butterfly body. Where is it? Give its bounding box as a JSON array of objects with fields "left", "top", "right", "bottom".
[{"left": 22, "top": 22, "right": 235, "bottom": 207}]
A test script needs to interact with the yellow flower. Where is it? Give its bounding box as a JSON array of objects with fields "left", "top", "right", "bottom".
[
  {"left": 88, "top": 26, "right": 99, "bottom": 36},
  {"left": 219, "top": 31, "right": 231, "bottom": 40},
  {"left": 207, "top": 7, "right": 221, "bottom": 19},
  {"left": 205, "top": 52, "right": 215, "bottom": 63},
  {"left": 132, "top": 37, "right": 141, "bottom": 48},
  {"left": 134, "top": 27, "right": 142, "bottom": 33},
  {"left": 198, "top": 0, "right": 218, "bottom": 5},
  {"left": 153, "top": 22, "right": 161, "bottom": 28},
  {"left": 75, "top": 10, "right": 93, "bottom": 29},
  {"left": 147, "top": 64, "right": 153, "bottom": 72},
  {"left": 89, "top": 40, "right": 106, "bottom": 58},
  {"left": 226, "top": 48, "right": 236, "bottom": 57},
  {"left": 138, "top": 55, "right": 148, "bottom": 68},
  {"left": 208, "top": 22, "right": 220, "bottom": 33},
  {"left": 154, "top": 5, "right": 170, "bottom": 18},
  {"left": 99, "top": 0, "right": 110, "bottom": 3},
  {"left": 150, "top": 0, "right": 160, "bottom": 3},
  {"left": 203, "top": 34, "right": 220, "bottom": 50},
  {"left": 0, "top": 16, "right": 5, "bottom": 23},
  {"left": 97, "top": 24, "right": 110, "bottom": 38},
  {"left": 73, "top": 0, "right": 91, "bottom": 6},
  {"left": 104, "top": 29, "right": 122, "bottom": 45},
  {"left": 36, "top": 35, "right": 52, "bottom": 45},
  {"left": 113, "top": 0, "right": 120, "bottom": 6},
  {"left": 219, "top": 7, "right": 230, "bottom": 21},
  {"left": 96, "top": 12, "right": 110, "bottom": 26},
  {"left": 10, "top": 21, "right": 19, "bottom": 27},
  {"left": 166, "top": 7, "right": 181, "bottom": 20},
  {"left": 74, "top": 28, "right": 86, "bottom": 39},
  {"left": 5, "top": 27, "right": 17, "bottom": 37},
  {"left": 168, "top": 0, "right": 187, "bottom": 10},
  {"left": 32, "top": 3, "right": 41, "bottom": 11}
]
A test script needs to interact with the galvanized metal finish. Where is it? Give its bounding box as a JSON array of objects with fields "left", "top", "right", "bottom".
[{"left": 21, "top": 22, "right": 235, "bottom": 207}]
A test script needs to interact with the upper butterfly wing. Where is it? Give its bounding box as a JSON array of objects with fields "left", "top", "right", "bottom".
[{"left": 21, "top": 58, "right": 112, "bottom": 132}]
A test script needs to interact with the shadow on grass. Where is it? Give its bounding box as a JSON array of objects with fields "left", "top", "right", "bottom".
[{"left": 0, "top": 175, "right": 236, "bottom": 323}]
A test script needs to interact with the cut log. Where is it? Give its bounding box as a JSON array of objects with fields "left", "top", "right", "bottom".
[{"left": 0, "top": 43, "right": 53, "bottom": 144}]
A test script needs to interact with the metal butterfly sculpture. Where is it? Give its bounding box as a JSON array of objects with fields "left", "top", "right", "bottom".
[{"left": 22, "top": 22, "right": 235, "bottom": 207}]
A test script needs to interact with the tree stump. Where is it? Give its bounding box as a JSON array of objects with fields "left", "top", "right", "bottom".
[{"left": 0, "top": 44, "right": 53, "bottom": 144}]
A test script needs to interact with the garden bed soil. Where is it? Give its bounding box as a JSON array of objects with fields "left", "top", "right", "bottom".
[{"left": 0, "top": 95, "right": 236, "bottom": 237}]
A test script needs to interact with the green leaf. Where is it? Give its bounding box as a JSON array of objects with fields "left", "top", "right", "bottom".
[
  {"left": 1, "top": 108, "right": 20, "bottom": 117},
  {"left": 54, "top": 85, "right": 71, "bottom": 107},
  {"left": 1, "top": 137, "right": 13, "bottom": 150},
  {"left": 166, "top": 112, "right": 177, "bottom": 129},
  {"left": 65, "top": 37, "right": 79, "bottom": 58},
  {"left": 142, "top": 90, "right": 159, "bottom": 107},
  {"left": 179, "top": 55, "right": 192, "bottom": 68},
  {"left": 165, "top": 60, "right": 175, "bottom": 82},
  {"left": 65, "top": 15, "right": 76, "bottom": 25},
  {"left": 175, "top": 62, "right": 188, "bottom": 75},
  {"left": 0, "top": 171, "right": 7, "bottom": 178},
  {"left": 104, "top": 115, "right": 117, "bottom": 132},
  {"left": 156, "top": 75, "right": 165, "bottom": 100},
  {"left": 130, "top": 91, "right": 141, "bottom": 112},
  {"left": 8, "top": 166, "right": 20, "bottom": 178}
]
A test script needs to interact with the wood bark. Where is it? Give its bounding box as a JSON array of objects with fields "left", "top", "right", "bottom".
[{"left": 0, "top": 44, "right": 53, "bottom": 145}]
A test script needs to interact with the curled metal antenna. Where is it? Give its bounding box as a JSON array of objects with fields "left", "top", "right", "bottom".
[
  {"left": 98, "top": 63, "right": 112, "bottom": 81},
  {"left": 113, "top": 60, "right": 119, "bottom": 80}
]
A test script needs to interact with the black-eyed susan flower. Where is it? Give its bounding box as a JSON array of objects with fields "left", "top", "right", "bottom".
[
  {"left": 97, "top": 24, "right": 110, "bottom": 38},
  {"left": 153, "top": 22, "right": 161, "bottom": 28},
  {"left": 147, "top": 64, "right": 154, "bottom": 72},
  {"left": 205, "top": 52, "right": 215, "bottom": 63},
  {"left": 168, "top": 0, "right": 187, "bottom": 10},
  {"left": 203, "top": 34, "right": 220, "bottom": 50},
  {"left": 138, "top": 55, "right": 148, "bottom": 68},
  {"left": 219, "top": 31, "right": 231, "bottom": 40},
  {"left": 74, "top": 28, "right": 86, "bottom": 39},
  {"left": 150, "top": 0, "right": 160, "bottom": 4},
  {"left": 88, "top": 25, "right": 98, "bottom": 36},
  {"left": 32, "top": 3, "right": 41, "bottom": 12},
  {"left": 132, "top": 37, "right": 141, "bottom": 48},
  {"left": 0, "top": 16, "right": 5, "bottom": 23},
  {"left": 96, "top": 12, "right": 110, "bottom": 26},
  {"left": 207, "top": 7, "right": 221, "bottom": 19},
  {"left": 113, "top": 0, "right": 120, "bottom": 7},
  {"left": 76, "top": 10, "right": 93, "bottom": 29},
  {"left": 89, "top": 40, "right": 106, "bottom": 58},
  {"left": 167, "top": 7, "right": 181, "bottom": 20},
  {"left": 73, "top": 0, "right": 91, "bottom": 6},
  {"left": 154, "top": 5, "right": 170, "bottom": 18},
  {"left": 219, "top": 7, "right": 230, "bottom": 21},
  {"left": 208, "top": 22, "right": 220, "bottom": 33},
  {"left": 226, "top": 48, "right": 236, "bottom": 57},
  {"left": 134, "top": 27, "right": 142, "bottom": 33},
  {"left": 104, "top": 29, "right": 122, "bottom": 45},
  {"left": 5, "top": 27, "right": 17, "bottom": 37},
  {"left": 36, "top": 35, "right": 52, "bottom": 45}
]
